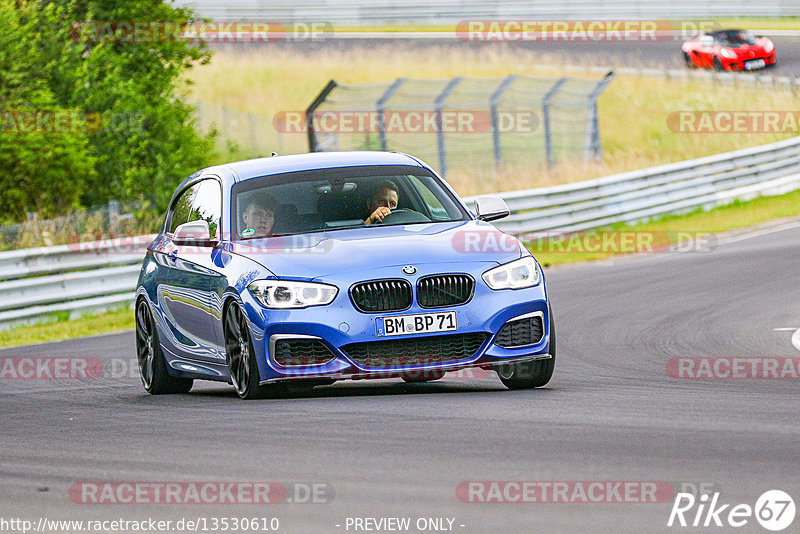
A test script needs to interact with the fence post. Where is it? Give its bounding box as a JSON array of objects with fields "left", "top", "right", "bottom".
[
  {"left": 434, "top": 77, "right": 462, "bottom": 177},
  {"left": 305, "top": 80, "right": 338, "bottom": 152},
  {"left": 376, "top": 78, "right": 407, "bottom": 151},
  {"left": 542, "top": 77, "right": 568, "bottom": 167},
  {"left": 584, "top": 71, "right": 615, "bottom": 161},
  {"left": 489, "top": 74, "right": 517, "bottom": 167},
  {"left": 108, "top": 200, "right": 120, "bottom": 233}
]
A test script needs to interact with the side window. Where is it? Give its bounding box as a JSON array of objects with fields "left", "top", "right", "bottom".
[
  {"left": 188, "top": 180, "right": 222, "bottom": 238},
  {"left": 168, "top": 183, "right": 200, "bottom": 233}
]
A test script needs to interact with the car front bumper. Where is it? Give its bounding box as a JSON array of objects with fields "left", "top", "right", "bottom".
[{"left": 241, "top": 269, "right": 552, "bottom": 383}]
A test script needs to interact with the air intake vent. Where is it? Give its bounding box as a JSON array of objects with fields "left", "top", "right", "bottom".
[
  {"left": 417, "top": 274, "right": 474, "bottom": 308},
  {"left": 273, "top": 339, "right": 336, "bottom": 367},
  {"left": 494, "top": 315, "right": 544, "bottom": 348},
  {"left": 341, "top": 333, "right": 488, "bottom": 369},
  {"left": 349, "top": 279, "right": 412, "bottom": 313}
]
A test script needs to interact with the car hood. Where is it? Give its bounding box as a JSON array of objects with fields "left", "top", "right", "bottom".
[
  {"left": 230, "top": 220, "right": 525, "bottom": 280},
  {"left": 723, "top": 40, "right": 770, "bottom": 57}
]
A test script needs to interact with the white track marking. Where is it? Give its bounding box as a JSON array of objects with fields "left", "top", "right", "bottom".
[
  {"left": 774, "top": 328, "right": 800, "bottom": 353},
  {"left": 715, "top": 221, "right": 800, "bottom": 247}
]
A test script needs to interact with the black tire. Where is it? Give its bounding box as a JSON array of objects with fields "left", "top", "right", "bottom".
[
  {"left": 496, "top": 306, "right": 556, "bottom": 390},
  {"left": 683, "top": 52, "right": 695, "bottom": 69},
  {"left": 713, "top": 57, "right": 724, "bottom": 71},
  {"left": 402, "top": 369, "right": 446, "bottom": 383},
  {"left": 135, "top": 299, "right": 193, "bottom": 394},
  {"left": 223, "top": 302, "right": 273, "bottom": 399}
]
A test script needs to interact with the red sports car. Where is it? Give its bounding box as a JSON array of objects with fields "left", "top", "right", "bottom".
[{"left": 682, "top": 29, "right": 776, "bottom": 71}]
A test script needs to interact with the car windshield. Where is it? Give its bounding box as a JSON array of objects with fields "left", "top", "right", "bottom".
[
  {"left": 714, "top": 30, "right": 755, "bottom": 47},
  {"left": 231, "top": 165, "right": 470, "bottom": 239}
]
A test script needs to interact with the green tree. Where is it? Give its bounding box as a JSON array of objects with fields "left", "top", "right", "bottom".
[
  {"left": 0, "top": 0, "right": 217, "bottom": 221},
  {"left": 0, "top": 2, "right": 95, "bottom": 220}
]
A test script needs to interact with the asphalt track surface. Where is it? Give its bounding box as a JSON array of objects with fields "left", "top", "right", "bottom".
[
  {"left": 236, "top": 33, "right": 800, "bottom": 77},
  {"left": 2, "top": 222, "right": 799, "bottom": 533}
]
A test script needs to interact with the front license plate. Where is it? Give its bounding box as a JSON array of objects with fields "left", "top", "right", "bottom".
[
  {"left": 744, "top": 59, "right": 765, "bottom": 70},
  {"left": 376, "top": 311, "right": 457, "bottom": 337}
]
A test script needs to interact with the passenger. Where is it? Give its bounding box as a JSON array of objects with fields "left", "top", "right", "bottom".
[
  {"left": 240, "top": 192, "right": 277, "bottom": 237},
  {"left": 364, "top": 180, "right": 399, "bottom": 225}
]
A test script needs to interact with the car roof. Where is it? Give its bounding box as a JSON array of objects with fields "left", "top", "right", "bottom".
[{"left": 205, "top": 151, "right": 426, "bottom": 182}]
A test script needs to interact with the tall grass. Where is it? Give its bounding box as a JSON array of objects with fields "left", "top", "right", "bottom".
[{"left": 187, "top": 44, "right": 799, "bottom": 196}]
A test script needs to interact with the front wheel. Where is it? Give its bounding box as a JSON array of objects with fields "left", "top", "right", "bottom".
[
  {"left": 224, "top": 302, "right": 273, "bottom": 399},
  {"left": 713, "top": 57, "right": 724, "bottom": 71},
  {"left": 135, "top": 299, "right": 193, "bottom": 394},
  {"left": 496, "top": 307, "right": 556, "bottom": 389}
]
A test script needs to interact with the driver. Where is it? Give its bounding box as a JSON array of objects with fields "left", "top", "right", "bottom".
[
  {"left": 364, "top": 180, "right": 399, "bottom": 225},
  {"left": 240, "top": 192, "right": 277, "bottom": 237}
]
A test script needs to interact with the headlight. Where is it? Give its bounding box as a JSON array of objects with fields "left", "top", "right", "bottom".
[
  {"left": 248, "top": 280, "right": 338, "bottom": 309},
  {"left": 764, "top": 40, "right": 774, "bottom": 53},
  {"left": 482, "top": 256, "right": 540, "bottom": 290},
  {"left": 719, "top": 48, "right": 736, "bottom": 59}
]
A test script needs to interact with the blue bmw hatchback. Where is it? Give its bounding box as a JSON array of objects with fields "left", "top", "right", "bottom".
[{"left": 135, "top": 151, "right": 555, "bottom": 399}]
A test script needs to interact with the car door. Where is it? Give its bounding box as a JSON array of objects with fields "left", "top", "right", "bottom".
[
  {"left": 161, "top": 178, "right": 227, "bottom": 364},
  {"left": 693, "top": 35, "right": 714, "bottom": 68}
]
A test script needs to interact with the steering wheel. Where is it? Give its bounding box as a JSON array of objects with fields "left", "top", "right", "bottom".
[{"left": 376, "top": 208, "right": 431, "bottom": 225}]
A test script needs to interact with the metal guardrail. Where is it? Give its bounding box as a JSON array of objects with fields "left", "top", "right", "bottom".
[
  {"left": 2, "top": 136, "right": 800, "bottom": 329},
  {"left": 173, "top": 1, "right": 800, "bottom": 22},
  {"left": 464, "top": 135, "right": 800, "bottom": 234},
  {"left": 0, "top": 236, "right": 155, "bottom": 330},
  {"left": 549, "top": 64, "right": 800, "bottom": 92}
]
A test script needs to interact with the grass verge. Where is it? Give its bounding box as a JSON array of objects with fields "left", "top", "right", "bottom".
[
  {"left": 0, "top": 307, "right": 134, "bottom": 349},
  {"left": 527, "top": 187, "right": 800, "bottom": 266},
  {"left": 188, "top": 44, "right": 799, "bottom": 197}
]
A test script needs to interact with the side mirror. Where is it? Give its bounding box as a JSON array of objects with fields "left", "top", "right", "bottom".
[
  {"left": 474, "top": 195, "right": 510, "bottom": 222},
  {"left": 173, "top": 220, "right": 217, "bottom": 246}
]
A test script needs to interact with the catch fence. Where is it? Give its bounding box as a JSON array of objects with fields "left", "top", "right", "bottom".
[{"left": 305, "top": 73, "right": 614, "bottom": 176}]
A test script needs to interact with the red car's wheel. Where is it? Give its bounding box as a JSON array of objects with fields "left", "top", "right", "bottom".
[
  {"left": 713, "top": 57, "right": 724, "bottom": 71},
  {"left": 683, "top": 52, "right": 696, "bottom": 69}
]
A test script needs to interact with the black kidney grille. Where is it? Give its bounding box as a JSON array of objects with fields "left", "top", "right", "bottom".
[
  {"left": 350, "top": 279, "right": 412, "bottom": 312},
  {"left": 494, "top": 315, "right": 544, "bottom": 348},
  {"left": 417, "top": 274, "right": 474, "bottom": 308},
  {"left": 341, "top": 333, "right": 488, "bottom": 369},
  {"left": 273, "top": 339, "right": 336, "bottom": 367}
]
